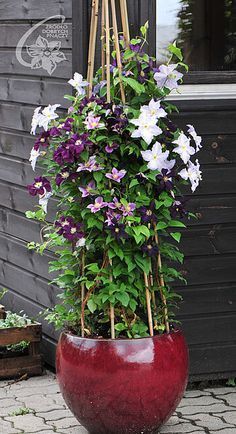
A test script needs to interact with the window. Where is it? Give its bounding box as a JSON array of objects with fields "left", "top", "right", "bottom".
[{"left": 156, "top": 0, "right": 236, "bottom": 85}]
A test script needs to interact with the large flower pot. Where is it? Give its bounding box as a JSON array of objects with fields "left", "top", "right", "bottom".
[{"left": 56, "top": 329, "right": 189, "bottom": 434}]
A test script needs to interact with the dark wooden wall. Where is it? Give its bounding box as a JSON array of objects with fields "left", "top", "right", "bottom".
[
  {"left": 0, "top": 0, "right": 236, "bottom": 380},
  {"left": 0, "top": 0, "right": 72, "bottom": 364}
]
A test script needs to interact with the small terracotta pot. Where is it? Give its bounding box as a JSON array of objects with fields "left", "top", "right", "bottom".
[{"left": 56, "top": 330, "right": 189, "bottom": 434}]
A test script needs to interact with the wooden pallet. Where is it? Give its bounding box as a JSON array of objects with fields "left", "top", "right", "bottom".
[{"left": 0, "top": 305, "right": 42, "bottom": 379}]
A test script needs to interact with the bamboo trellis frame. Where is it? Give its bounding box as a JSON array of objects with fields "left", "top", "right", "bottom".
[{"left": 83, "top": 0, "right": 170, "bottom": 338}]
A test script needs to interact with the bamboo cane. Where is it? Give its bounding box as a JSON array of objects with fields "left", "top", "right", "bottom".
[
  {"left": 81, "top": 250, "right": 85, "bottom": 337},
  {"left": 119, "top": 0, "right": 130, "bottom": 48},
  {"left": 104, "top": 0, "right": 111, "bottom": 103},
  {"left": 111, "top": 0, "right": 126, "bottom": 104},
  {"left": 154, "top": 228, "right": 170, "bottom": 333},
  {"left": 149, "top": 272, "right": 158, "bottom": 329},
  {"left": 144, "top": 271, "right": 154, "bottom": 336},
  {"left": 109, "top": 259, "right": 115, "bottom": 339},
  {"left": 101, "top": 0, "right": 106, "bottom": 81},
  {"left": 87, "top": 0, "right": 99, "bottom": 97}
]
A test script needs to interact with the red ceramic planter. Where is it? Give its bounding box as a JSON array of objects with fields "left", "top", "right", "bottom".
[{"left": 56, "top": 330, "right": 189, "bottom": 434}]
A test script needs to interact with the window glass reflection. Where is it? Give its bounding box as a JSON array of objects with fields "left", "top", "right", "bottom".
[{"left": 156, "top": 0, "right": 236, "bottom": 71}]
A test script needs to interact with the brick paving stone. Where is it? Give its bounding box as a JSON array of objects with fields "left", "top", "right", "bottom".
[
  {"left": 205, "top": 387, "right": 236, "bottom": 395},
  {"left": 179, "top": 395, "right": 224, "bottom": 407},
  {"left": 224, "top": 393, "right": 236, "bottom": 407},
  {"left": 0, "top": 419, "right": 20, "bottom": 433},
  {"left": 37, "top": 409, "right": 74, "bottom": 421},
  {"left": 46, "top": 417, "right": 79, "bottom": 430},
  {"left": 180, "top": 403, "right": 234, "bottom": 415},
  {"left": 6, "top": 414, "right": 48, "bottom": 432},
  {"left": 159, "top": 422, "right": 204, "bottom": 433},
  {"left": 19, "top": 394, "right": 65, "bottom": 412},
  {"left": 219, "top": 411, "right": 236, "bottom": 425},
  {"left": 184, "top": 390, "right": 211, "bottom": 398},
  {"left": 185, "top": 413, "right": 235, "bottom": 431}
]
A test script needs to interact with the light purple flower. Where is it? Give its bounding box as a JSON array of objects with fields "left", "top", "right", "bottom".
[
  {"left": 87, "top": 196, "right": 108, "bottom": 213},
  {"left": 77, "top": 156, "right": 103, "bottom": 173},
  {"left": 106, "top": 168, "right": 127, "bottom": 183},
  {"left": 105, "top": 142, "right": 119, "bottom": 154},
  {"left": 141, "top": 142, "right": 175, "bottom": 172},
  {"left": 84, "top": 112, "right": 104, "bottom": 130},
  {"left": 121, "top": 203, "right": 136, "bottom": 216},
  {"left": 173, "top": 132, "right": 196, "bottom": 164},
  {"left": 154, "top": 64, "right": 183, "bottom": 91},
  {"left": 179, "top": 159, "right": 202, "bottom": 192},
  {"left": 79, "top": 181, "right": 96, "bottom": 198},
  {"left": 108, "top": 197, "right": 122, "bottom": 210}
]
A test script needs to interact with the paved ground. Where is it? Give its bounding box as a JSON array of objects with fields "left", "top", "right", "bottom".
[{"left": 0, "top": 371, "right": 235, "bottom": 433}]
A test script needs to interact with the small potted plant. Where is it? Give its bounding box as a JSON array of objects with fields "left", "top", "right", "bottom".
[
  {"left": 0, "top": 291, "right": 42, "bottom": 379},
  {"left": 26, "top": 3, "right": 202, "bottom": 433}
]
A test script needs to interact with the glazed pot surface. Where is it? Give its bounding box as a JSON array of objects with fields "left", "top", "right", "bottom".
[{"left": 56, "top": 330, "right": 189, "bottom": 434}]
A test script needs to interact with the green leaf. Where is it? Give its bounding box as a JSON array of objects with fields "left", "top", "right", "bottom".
[
  {"left": 122, "top": 77, "right": 145, "bottom": 94},
  {"left": 169, "top": 220, "right": 186, "bottom": 228},
  {"left": 116, "top": 292, "right": 130, "bottom": 307},
  {"left": 112, "top": 244, "right": 124, "bottom": 261},
  {"left": 168, "top": 42, "right": 183, "bottom": 61},
  {"left": 129, "top": 179, "right": 139, "bottom": 189},
  {"left": 170, "top": 232, "right": 182, "bottom": 243},
  {"left": 139, "top": 225, "right": 150, "bottom": 238},
  {"left": 115, "top": 323, "right": 126, "bottom": 332},
  {"left": 93, "top": 172, "right": 103, "bottom": 183},
  {"left": 25, "top": 211, "right": 36, "bottom": 219},
  {"left": 156, "top": 221, "right": 168, "bottom": 230},
  {"left": 87, "top": 299, "right": 97, "bottom": 313}
]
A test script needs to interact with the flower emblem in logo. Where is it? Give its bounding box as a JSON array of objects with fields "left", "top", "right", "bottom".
[{"left": 26, "top": 35, "right": 66, "bottom": 75}]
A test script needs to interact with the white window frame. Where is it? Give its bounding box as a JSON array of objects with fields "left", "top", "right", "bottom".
[{"left": 156, "top": 0, "right": 236, "bottom": 100}]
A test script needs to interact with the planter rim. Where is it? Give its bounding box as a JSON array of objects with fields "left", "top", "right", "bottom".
[{"left": 60, "top": 328, "right": 183, "bottom": 343}]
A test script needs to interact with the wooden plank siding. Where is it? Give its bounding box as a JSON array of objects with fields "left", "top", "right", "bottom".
[
  {"left": 0, "top": 0, "right": 72, "bottom": 366},
  {"left": 0, "top": 0, "right": 235, "bottom": 380}
]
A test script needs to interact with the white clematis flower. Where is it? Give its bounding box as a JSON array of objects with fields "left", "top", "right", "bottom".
[
  {"left": 68, "top": 72, "right": 89, "bottom": 95},
  {"left": 141, "top": 141, "right": 176, "bottom": 172},
  {"left": 131, "top": 112, "right": 162, "bottom": 145},
  {"left": 76, "top": 237, "right": 86, "bottom": 248},
  {"left": 29, "top": 147, "right": 41, "bottom": 171},
  {"left": 173, "top": 132, "right": 196, "bottom": 164},
  {"left": 31, "top": 106, "right": 42, "bottom": 135},
  {"left": 179, "top": 159, "right": 202, "bottom": 192},
  {"left": 154, "top": 64, "right": 183, "bottom": 91},
  {"left": 140, "top": 99, "right": 167, "bottom": 119},
  {"left": 39, "top": 104, "right": 61, "bottom": 131},
  {"left": 187, "top": 124, "right": 202, "bottom": 152},
  {"left": 39, "top": 191, "right": 53, "bottom": 213}
]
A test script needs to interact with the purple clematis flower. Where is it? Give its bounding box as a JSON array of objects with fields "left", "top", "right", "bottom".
[
  {"left": 87, "top": 196, "right": 108, "bottom": 213},
  {"left": 34, "top": 131, "right": 50, "bottom": 150},
  {"left": 109, "top": 222, "right": 128, "bottom": 240},
  {"left": 170, "top": 199, "right": 188, "bottom": 219},
  {"left": 49, "top": 126, "right": 61, "bottom": 137},
  {"left": 27, "top": 176, "right": 51, "bottom": 196},
  {"left": 53, "top": 134, "right": 85, "bottom": 165},
  {"left": 79, "top": 181, "right": 96, "bottom": 198},
  {"left": 55, "top": 216, "right": 84, "bottom": 242},
  {"left": 56, "top": 168, "right": 78, "bottom": 187},
  {"left": 77, "top": 156, "right": 103, "bottom": 173},
  {"left": 156, "top": 169, "right": 175, "bottom": 192},
  {"left": 138, "top": 203, "right": 157, "bottom": 224},
  {"left": 105, "top": 142, "right": 119, "bottom": 154},
  {"left": 105, "top": 210, "right": 122, "bottom": 226},
  {"left": 106, "top": 106, "right": 128, "bottom": 134},
  {"left": 60, "top": 118, "right": 74, "bottom": 132},
  {"left": 121, "top": 202, "right": 136, "bottom": 217},
  {"left": 137, "top": 62, "right": 150, "bottom": 83},
  {"left": 106, "top": 168, "right": 126, "bottom": 183},
  {"left": 142, "top": 242, "right": 159, "bottom": 257}
]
